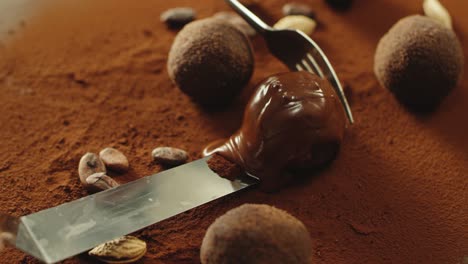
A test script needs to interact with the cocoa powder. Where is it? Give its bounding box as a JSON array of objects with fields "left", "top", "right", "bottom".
[
  {"left": 0, "top": 0, "right": 467, "bottom": 263},
  {"left": 207, "top": 153, "right": 242, "bottom": 181}
]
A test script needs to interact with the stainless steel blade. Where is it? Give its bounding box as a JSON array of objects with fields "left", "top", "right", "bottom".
[{"left": 11, "top": 156, "right": 257, "bottom": 263}]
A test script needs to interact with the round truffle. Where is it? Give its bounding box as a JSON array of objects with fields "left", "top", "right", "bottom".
[
  {"left": 167, "top": 18, "right": 254, "bottom": 106},
  {"left": 200, "top": 204, "right": 313, "bottom": 264},
  {"left": 374, "top": 15, "right": 464, "bottom": 111},
  {"left": 204, "top": 71, "right": 346, "bottom": 191}
]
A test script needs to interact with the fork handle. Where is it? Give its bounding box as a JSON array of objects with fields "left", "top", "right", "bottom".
[{"left": 225, "top": 0, "right": 272, "bottom": 35}]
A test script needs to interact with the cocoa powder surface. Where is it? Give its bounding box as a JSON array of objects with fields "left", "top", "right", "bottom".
[{"left": 0, "top": 0, "right": 467, "bottom": 263}]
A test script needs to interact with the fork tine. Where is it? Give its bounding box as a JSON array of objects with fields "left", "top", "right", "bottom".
[
  {"left": 305, "top": 53, "right": 325, "bottom": 78},
  {"left": 301, "top": 39, "right": 354, "bottom": 123},
  {"left": 295, "top": 63, "right": 305, "bottom": 72},
  {"left": 299, "top": 54, "right": 354, "bottom": 124},
  {"left": 300, "top": 59, "right": 314, "bottom": 74}
]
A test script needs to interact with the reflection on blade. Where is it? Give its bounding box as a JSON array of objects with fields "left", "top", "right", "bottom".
[{"left": 15, "top": 157, "right": 257, "bottom": 263}]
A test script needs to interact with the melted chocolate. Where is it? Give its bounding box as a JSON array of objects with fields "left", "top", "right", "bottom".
[{"left": 204, "top": 71, "right": 346, "bottom": 190}]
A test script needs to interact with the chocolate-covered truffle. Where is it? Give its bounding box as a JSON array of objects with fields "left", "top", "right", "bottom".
[
  {"left": 374, "top": 15, "right": 463, "bottom": 111},
  {"left": 200, "top": 204, "right": 313, "bottom": 264},
  {"left": 204, "top": 71, "right": 346, "bottom": 191},
  {"left": 167, "top": 18, "right": 254, "bottom": 106}
]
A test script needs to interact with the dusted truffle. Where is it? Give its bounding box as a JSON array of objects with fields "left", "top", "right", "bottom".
[
  {"left": 200, "top": 204, "right": 313, "bottom": 264},
  {"left": 374, "top": 15, "right": 463, "bottom": 111},
  {"left": 167, "top": 18, "right": 254, "bottom": 106},
  {"left": 213, "top": 12, "right": 256, "bottom": 37},
  {"left": 204, "top": 71, "right": 346, "bottom": 191}
]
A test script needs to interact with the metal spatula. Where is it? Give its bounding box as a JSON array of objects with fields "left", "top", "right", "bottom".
[
  {"left": 226, "top": 0, "right": 354, "bottom": 123},
  {"left": 0, "top": 157, "right": 258, "bottom": 263}
]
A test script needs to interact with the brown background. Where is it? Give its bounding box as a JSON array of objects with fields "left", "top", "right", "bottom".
[{"left": 0, "top": 0, "right": 467, "bottom": 263}]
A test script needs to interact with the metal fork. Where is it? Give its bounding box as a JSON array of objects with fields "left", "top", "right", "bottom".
[{"left": 226, "top": 0, "right": 354, "bottom": 124}]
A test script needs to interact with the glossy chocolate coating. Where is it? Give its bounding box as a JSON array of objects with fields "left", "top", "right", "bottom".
[{"left": 204, "top": 71, "right": 346, "bottom": 190}]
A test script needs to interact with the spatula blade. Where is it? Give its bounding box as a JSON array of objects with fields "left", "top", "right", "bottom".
[{"left": 13, "top": 156, "right": 257, "bottom": 263}]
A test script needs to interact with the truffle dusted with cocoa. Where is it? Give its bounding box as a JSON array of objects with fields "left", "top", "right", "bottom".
[
  {"left": 167, "top": 18, "right": 254, "bottom": 106},
  {"left": 374, "top": 15, "right": 463, "bottom": 111},
  {"left": 212, "top": 12, "right": 256, "bottom": 37},
  {"left": 201, "top": 204, "right": 313, "bottom": 264},
  {"left": 204, "top": 71, "right": 346, "bottom": 191}
]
